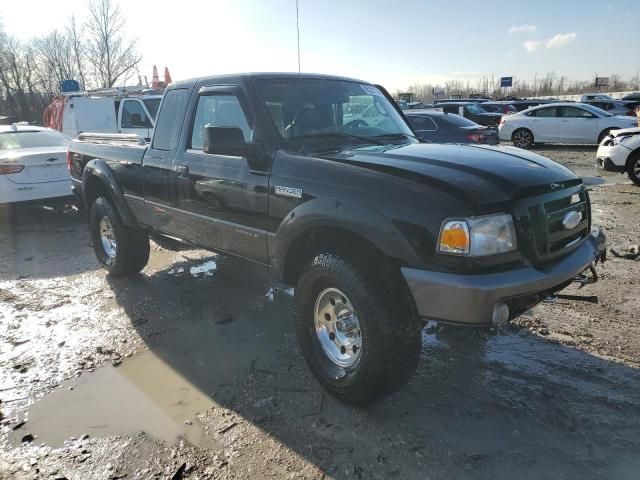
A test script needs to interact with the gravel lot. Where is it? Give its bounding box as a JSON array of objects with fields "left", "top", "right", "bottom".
[{"left": 1, "top": 145, "right": 639, "bottom": 480}]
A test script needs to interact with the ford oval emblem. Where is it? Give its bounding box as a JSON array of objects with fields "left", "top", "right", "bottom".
[{"left": 562, "top": 210, "right": 582, "bottom": 230}]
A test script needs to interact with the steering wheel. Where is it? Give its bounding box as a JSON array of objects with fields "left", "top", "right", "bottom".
[{"left": 342, "top": 119, "right": 369, "bottom": 130}]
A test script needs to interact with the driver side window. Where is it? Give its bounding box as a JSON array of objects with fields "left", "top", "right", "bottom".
[{"left": 190, "top": 94, "right": 253, "bottom": 150}]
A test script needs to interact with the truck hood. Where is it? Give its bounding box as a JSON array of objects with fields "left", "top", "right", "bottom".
[{"left": 321, "top": 143, "right": 579, "bottom": 207}]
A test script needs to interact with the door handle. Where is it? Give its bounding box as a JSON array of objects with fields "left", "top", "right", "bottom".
[
  {"left": 46, "top": 157, "right": 58, "bottom": 162},
  {"left": 172, "top": 165, "right": 189, "bottom": 177}
]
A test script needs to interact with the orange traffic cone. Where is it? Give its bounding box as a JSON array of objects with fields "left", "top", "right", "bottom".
[
  {"left": 151, "top": 65, "right": 160, "bottom": 89},
  {"left": 164, "top": 67, "right": 172, "bottom": 85}
]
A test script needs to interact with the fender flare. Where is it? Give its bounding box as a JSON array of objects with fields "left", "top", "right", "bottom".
[
  {"left": 82, "top": 159, "right": 138, "bottom": 227},
  {"left": 270, "top": 197, "right": 423, "bottom": 281}
]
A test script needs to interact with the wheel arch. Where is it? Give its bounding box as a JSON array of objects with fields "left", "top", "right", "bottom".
[
  {"left": 271, "top": 197, "right": 422, "bottom": 285},
  {"left": 82, "top": 159, "right": 138, "bottom": 227}
]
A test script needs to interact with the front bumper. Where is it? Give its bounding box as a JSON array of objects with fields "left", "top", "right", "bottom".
[
  {"left": 596, "top": 143, "right": 630, "bottom": 173},
  {"left": 402, "top": 228, "right": 606, "bottom": 327}
]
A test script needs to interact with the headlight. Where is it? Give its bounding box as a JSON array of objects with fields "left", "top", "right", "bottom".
[
  {"left": 438, "top": 213, "right": 517, "bottom": 256},
  {"left": 612, "top": 135, "right": 631, "bottom": 145}
]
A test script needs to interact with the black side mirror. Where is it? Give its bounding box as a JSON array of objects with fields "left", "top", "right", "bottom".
[{"left": 203, "top": 125, "right": 259, "bottom": 158}]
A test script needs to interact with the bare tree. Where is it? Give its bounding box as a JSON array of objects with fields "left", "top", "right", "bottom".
[
  {"left": 85, "top": 0, "right": 141, "bottom": 88},
  {"left": 33, "top": 30, "right": 77, "bottom": 93}
]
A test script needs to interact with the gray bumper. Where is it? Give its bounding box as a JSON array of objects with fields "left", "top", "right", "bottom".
[{"left": 402, "top": 229, "right": 606, "bottom": 326}]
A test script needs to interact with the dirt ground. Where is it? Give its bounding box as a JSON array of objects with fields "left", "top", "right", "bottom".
[{"left": 1, "top": 145, "right": 640, "bottom": 480}]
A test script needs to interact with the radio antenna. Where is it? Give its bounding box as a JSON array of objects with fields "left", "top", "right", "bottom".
[{"left": 296, "top": 0, "right": 301, "bottom": 74}]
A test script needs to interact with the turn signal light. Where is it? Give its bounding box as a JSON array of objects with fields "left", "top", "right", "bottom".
[
  {"left": 439, "top": 221, "right": 470, "bottom": 254},
  {"left": 0, "top": 164, "right": 24, "bottom": 175}
]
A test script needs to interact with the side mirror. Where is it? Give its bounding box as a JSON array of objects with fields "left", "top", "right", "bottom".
[{"left": 203, "top": 125, "right": 259, "bottom": 158}]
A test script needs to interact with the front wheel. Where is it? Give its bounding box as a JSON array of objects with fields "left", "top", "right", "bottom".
[
  {"left": 89, "top": 196, "right": 150, "bottom": 276},
  {"left": 294, "top": 254, "right": 422, "bottom": 404},
  {"left": 511, "top": 128, "right": 534, "bottom": 148},
  {"left": 627, "top": 152, "right": 640, "bottom": 186}
]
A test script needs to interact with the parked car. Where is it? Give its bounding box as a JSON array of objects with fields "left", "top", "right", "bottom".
[
  {"left": 68, "top": 73, "right": 606, "bottom": 404},
  {"left": 503, "top": 100, "right": 553, "bottom": 112},
  {"left": 476, "top": 102, "right": 517, "bottom": 115},
  {"left": 430, "top": 102, "right": 503, "bottom": 127},
  {"left": 621, "top": 92, "right": 640, "bottom": 101},
  {"left": 405, "top": 110, "right": 499, "bottom": 144},
  {"left": 584, "top": 100, "right": 638, "bottom": 117},
  {"left": 596, "top": 127, "right": 640, "bottom": 185},
  {"left": 43, "top": 90, "right": 162, "bottom": 141},
  {"left": 580, "top": 93, "right": 614, "bottom": 102},
  {"left": 434, "top": 98, "right": 487, "bottom": 104},
  {"left": 0, "top": 124, "right": 72, "bottom": 205},
  {"left": 499, "top": 102, "right": 638, "bottom": 148}
]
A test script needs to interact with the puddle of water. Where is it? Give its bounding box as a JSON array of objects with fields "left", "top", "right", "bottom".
[
  {"left": 14, "top": 351, "right": 215, "bottom": 447},
  {"left": 15, "top": 286, "right": 294, "bottom": 448}
]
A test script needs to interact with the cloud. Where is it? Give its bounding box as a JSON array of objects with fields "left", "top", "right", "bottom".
[
  {"left": 545, "top": 32, "right": 577, "bottom": 48},
  {"left": 523, "top": 40, "right": 542, "bottom": 53},
  {"left": 509, "top": 24, "right": 537, "bottom": 34}
]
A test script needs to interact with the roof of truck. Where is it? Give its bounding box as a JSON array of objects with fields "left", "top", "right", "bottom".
[{"left": 170, "top": 72, "right": 371, "bottom": 89}]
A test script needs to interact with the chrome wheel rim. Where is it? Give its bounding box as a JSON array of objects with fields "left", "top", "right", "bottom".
[
  {"left": 513, "top": 130, "right": 531, "bottom": 147},
  {"left": 633, "top": 158, "right": 640, "bottom": 178},
  {"left": 313, "top": 288, "right": 362, "bottom": 368},
  {"left": 99, "top": 216, "right": 117, "bottom": 259}
]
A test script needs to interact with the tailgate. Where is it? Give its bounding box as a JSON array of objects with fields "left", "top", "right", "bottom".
[{"left": 0, "top": 147, "right": 69, "bottom": 184}]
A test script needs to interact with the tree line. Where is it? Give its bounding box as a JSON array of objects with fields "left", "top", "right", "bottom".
[
  {"left": 401, "top": 71, "right": 640, "bottom": 102},
  {"left": 0, "top": 0, "right": 140, "bottom": 124}
]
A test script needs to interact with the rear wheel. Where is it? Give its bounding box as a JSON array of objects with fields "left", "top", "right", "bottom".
[
  {"left": 512, "top": 128, "right": 534, "bottom": 148},
  {"left": 294, "top": 253, "right": 422, "bottom": 405},
  {"left": 627, "top": 152, "right": 640, "bottom": 186},
  {"left": 89, "top": 196, "right": 149, "bottom": 276}
]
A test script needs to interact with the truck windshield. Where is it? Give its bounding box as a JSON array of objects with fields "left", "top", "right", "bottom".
[
  {"left": 256, "top": 78, "right": 416, "bottom": 150},
  {"left": 143, "top": 98, "right": 161, "bottom": 120}
]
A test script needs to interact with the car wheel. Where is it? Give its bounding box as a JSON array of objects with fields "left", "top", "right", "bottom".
[
  {"left": 89, "top": 196, "right": 150, "bottom": 276},
  {"left": 627, "top": 152, "right": 640, "bottom": 186},
  {"left": 598, "top": 128, "right": 615, "bottom": 144},
  {"left": 294, "top": 253, "right": 422, "bottom": 405},
  {"left": 511, "top": 128, "right": 534, "bottom": 148}
]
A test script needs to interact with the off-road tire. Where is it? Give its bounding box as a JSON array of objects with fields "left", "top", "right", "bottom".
[
  {"left": 627, "top": 151, "right": 640, "bottom": 186},
  {"left": 511, "top": 128, "right": 534, "bottom": 149},
  {"left": 294, "top": 253, "right": 422, "bottom": 405},
  {"left": 89, "top": 196, "right": 149, "bottom": 276}
]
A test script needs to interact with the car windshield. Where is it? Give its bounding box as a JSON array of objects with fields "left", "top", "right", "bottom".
[
  {"left": 0, "top": 130, "right": 69, "bottom": 151},
  {"left": 465, "top": 103, "right": 487, "bottom": 114},
  {"left": 442, "top": 114, "right": 479, "bottom": 127},
  {"left": 143, "top": 98, "right": 161, "bottom": 120},
  {"left": 256, "top": 78, "right": 416, "bottom": 151}
]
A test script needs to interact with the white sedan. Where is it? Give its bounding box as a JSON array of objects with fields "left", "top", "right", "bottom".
[
  {"left": 0, "top": 124, "right": 72, "bottom": 205},
  {"left": 499, "top": 102, "right": 638, "bottom": 148},
  {"left": 596, "top": 127, "right": 640, "bottom": 185}
]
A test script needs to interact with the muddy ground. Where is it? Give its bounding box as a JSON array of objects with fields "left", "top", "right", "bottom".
[{"left": 1, "top": 146, "right": 639, "bottom": 480}]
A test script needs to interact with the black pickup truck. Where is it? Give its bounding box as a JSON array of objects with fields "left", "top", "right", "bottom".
[{"left": 68, "top": 73, "right": 606, "bottom": 404}]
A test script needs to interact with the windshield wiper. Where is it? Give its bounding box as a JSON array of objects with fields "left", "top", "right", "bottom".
[
  {"left": 289, "top": 133, "right": 385, "bottom": 146},
  {"left": 372, "top": 132, "right": 419, "bottom": 141}
]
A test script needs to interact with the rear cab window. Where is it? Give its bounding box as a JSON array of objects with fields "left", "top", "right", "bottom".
[{"left": 152, "top": 89, "right": 189, "bottom": 151}]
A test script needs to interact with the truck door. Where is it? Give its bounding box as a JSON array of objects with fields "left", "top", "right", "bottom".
[
  {"left": 170, "top": 86, "right": 269, "bottom": 263},
  {"left": 142, "top": 88, "right": 190, "bottom": 229},
  {"left": 119, "top": 99, "right": 153, "bottom": 141}
]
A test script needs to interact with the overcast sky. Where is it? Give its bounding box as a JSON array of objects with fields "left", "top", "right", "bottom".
[{"left": 2, "top": 0, "right": 638, "bottom": 90}]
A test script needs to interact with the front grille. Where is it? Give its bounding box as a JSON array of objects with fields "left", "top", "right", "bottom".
[{"left": 515, "top": 186, "right": 590, "bottom": 264}]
